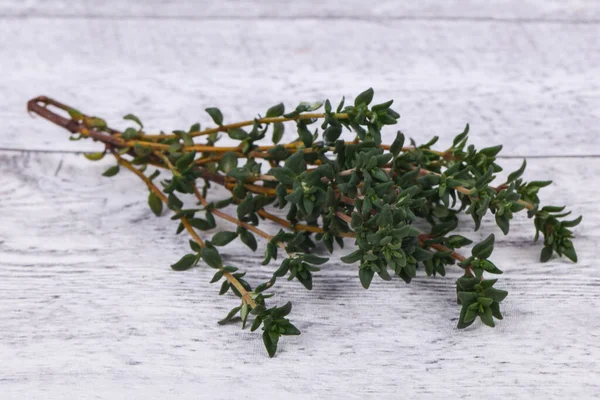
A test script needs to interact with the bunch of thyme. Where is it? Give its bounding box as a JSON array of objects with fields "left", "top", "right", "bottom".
[{"left": 27, "top": 89, "right": 582, "bottom": 357}]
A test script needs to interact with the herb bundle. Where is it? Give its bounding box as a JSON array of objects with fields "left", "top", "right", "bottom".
[{"left": 28, "top": 89, "right": 582, "bottom": 357}]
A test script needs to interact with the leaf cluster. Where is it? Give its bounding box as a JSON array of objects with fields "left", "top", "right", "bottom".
[{"left": 52, "top": 88, "right": 583, "bottom": 357}]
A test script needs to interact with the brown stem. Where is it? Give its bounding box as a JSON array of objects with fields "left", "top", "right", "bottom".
[
  {"left": 257, "top": 209, "right": 355, "bottom": 238},
  {"left": 114, "top": 152, "right": 256, "bottom": 307},
  {"left": 418, "top": 234, "right": 473, "bottom": 277},
  {"left": 27, "top": 96, "right": 125, "bottom": 148},
  {"left": 335, "top": 211, "right": 353, "bottom": 224},
  {"left": 193, "top": 186, "right": 278, "bottom": 244}
]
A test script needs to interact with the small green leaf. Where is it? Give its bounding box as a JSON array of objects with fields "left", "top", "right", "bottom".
[
  {"left": 457, "top": 305, "right": 475, "bottom": 329},
  {"left": 354, "top": 88, "right": 374, "bottom": 107},
  {"left": 212, "top": 231, "right": 238, "bottom": 247},
  {"left": 480, "top": 145, "right": 503, "bottom": 157},
  {"left": 176, "top": 151, "right": 196, "bottom": 171},
  {"left": 228, "top": 167, "right": 250, "bottom": 182},
  {"left": 274, "top": 259, "right": 291, "bottom": 277},
  {"left": 480, "top": 260, "right": 503, "bottom": 274},
  {"left": 284, "top": 151, "right": 306, "bottom": 174},
  {"left": 239, "top": 228, "right": 258, "bottom": 251},
  {"left": 219, "top": 281, "right": 230, "bottom": 295},
  {"left": 171, "top": 254, "right": 197, "bottom": 271},
  {"left": 480, "top": 307, "right": 495, "bottom": 327},
  {"left": 464, "top": 308, "right": 478, "bottom": 324},
  {"left": 341, "top": 250, "right": 363, "bottom": 264},
  {"left": 266, "top": 103, "right": 285, "bottom": 118},
  {"left": 284, "top": 323, "right": 301, "bottom": 336},
  {"left": 84, "top": 152, "right": 105, "bottom": 161},
  {"left": 85, "top": 117, "right": 107, "bottom": 129},
  {"left": 181, "top": 133, "right": 194, "bottom": 146},
  {"left": 237, "top": 193, "right": 254, "bottom": 219},
  {"left": 250, "top": 316, "right": 263, "bottom": 332},
  {"left": 303, "top": 197, "right": 314, "bottom": 215},
  {"left": 485, "top": 287, "right": 508, "bottom": 303},
  {"left": 540, "top": 245, "right": 553, "bottom": 262},
  {"left": 274, "top": 301, "right": 293, "bottom": 318},
  {"left": 148, "top": 191, "right": 163, "bottom": 216},
  {"left": 452, "top": 124, "right": 470, "bottom": 147},
  {"left": 272, "top": 122, "right": 284, "bottom": 144},
  {"left": 228, "top": 128, "right": 248, "bottom": 140},
  {"left": 562, "top": 216, "right": 582, "bottom": 228},
  {"left": 219, "top": 152, "right": 238, "bottom": 173},
  {"left": 102, "top": 165, "right": 120, "bottom": 177},
  {"left": 271, "top": 168, "right": 296, "bottom": 186},
  {"left": 189, "top": 240, "right": 203, "bottom": 253},
  {"left": 189, "top": 123, "right": 201, "bottom": 133},
  {"left": 134, "top": 143, "right": 152, "bottom": 157},
  {"left": 217, "top": 305, "right": 240, "bottom": 324},
  {"left": 507, "top": 159, "right": 527, "bottom": 182},
  {"left": 202, "top": 247, "right": 223, "bottom": 269},
  {"left": 336, "top": 96, "right": 345, "bottom": 113},
  {"left": 413, "top": 247, "right": 433, "bottom": 261},
  {"left": 122, "top": 127, "right": 140, "bottom": 140},
  {"left": 167, "top": 193, "right": 183, "bottom": 210},
  {"left": 262, "top": 331, "right": 278, "bottom": 358},
  {"left": 472, "top": 234, "right": 495, "bottom": 259},
  {"left": 324, "top": 125, "right": 342, "bottom": 143},
  {"left": 123, "top": 113, "right": 143, "bottom": 128},
  {"left": 372, "top": 99, "right": 393, "bottom": 112},
  {"left": 302, "top": 254, "right": 329, "bottom": 265},
  {"left": 495, "top": 214, "right": 510, "bottom": 235},
  {"left": 359, "top": 268, "right": 375, "bottom": 289},
  {"left": 210, "top": 270, "right": 224, "bottom": 283},
  {"left": 389, "top": 131, "right": 405, "bottom": 156},
  {"left": 458, "top": 291, "right": 479, "bottom": 305},
  {"left": 190, "top": 218, "right": 213, "bottom": 231},
  {"left": 205, "top": 107, "right": 223, "bottom": 125},
  {"left": 240, "top": 304, "right": 250, "bottom": 328},
  {"left": 67, "top": 108, "right": 83, "bottom": 120},
  {"left": 562, "top": 246, "right": 578, "bottom": 263},
  {"left": 478, "top": 297, "right": 494, "bottom": 307}
]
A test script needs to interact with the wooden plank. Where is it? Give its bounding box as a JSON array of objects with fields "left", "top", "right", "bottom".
[
  {"left": 3, "top": 19, "right": 599, "bottom": 156},
  {"left": 1, "top": 0, "right": 599, "bottom": 21},
  {"left": 0, "top": 151, "right": 598, "bottom": 398}
]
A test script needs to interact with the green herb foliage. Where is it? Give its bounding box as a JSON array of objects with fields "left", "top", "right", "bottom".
[{"left": 35, "top": 89, "right": 582, "bottom": 357}]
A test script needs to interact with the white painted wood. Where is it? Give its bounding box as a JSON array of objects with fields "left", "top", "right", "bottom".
[
  {"left": 1, "top": 1, "right": 599, "bottom": 397},
  {"left": 1, "top": 0, "right": 599, "bottom": 21},
  {"left": 0, "top": 151, "right": 598, "bottom": 399},
  {"left": 2, "top": 19, "right": 599, "bottom": 155}
]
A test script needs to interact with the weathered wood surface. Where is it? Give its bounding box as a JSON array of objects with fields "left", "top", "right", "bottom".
[
  {"left": 1, "top": 0, "right": 599, "bottom": 21},
  {"left": 1, "top": 0, "right": 600, "bottom": 398},
  {"left": 0, "top": 152, "right": 598, "bottom": 399},
  {"left": 1, "top": 18, "right": 599, "bottom": 155}
]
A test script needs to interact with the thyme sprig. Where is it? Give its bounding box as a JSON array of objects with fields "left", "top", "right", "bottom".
[{"left": 27, "top": 89, "right": 582, "bottom": 357}]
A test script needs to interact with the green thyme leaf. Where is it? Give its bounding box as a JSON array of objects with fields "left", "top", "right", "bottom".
[
  {"left": 102, "top": 165, "right": 120, "bottom": 177},
  {"left": 148, "top": 191, "right": 163, "bottom": 216},
  {"left": 205, "top": 107, "right": 223, "bottom": 125},
  {"left": 123, "top": 113, "right": 143, "bottom": 128},
  {"left": 171, "top": 254, "right": 197, "bottom": 271}
]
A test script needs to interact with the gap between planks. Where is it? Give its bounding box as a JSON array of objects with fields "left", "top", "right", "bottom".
[{"left": 0, "top": 15, "right": 599, "bottom": 25}]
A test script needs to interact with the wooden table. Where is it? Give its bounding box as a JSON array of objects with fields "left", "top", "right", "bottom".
[{"left": 1, "top": 1, "right": 599, "bottom": 398}]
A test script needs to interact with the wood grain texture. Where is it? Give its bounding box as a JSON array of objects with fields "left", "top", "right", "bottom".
[
  {"left": 3, "top": 19, "right": 600, "bottom": 155},
  {"left": 1, "top": 0, "right": 599, "bottom": 21},
  {"left": 2, "top": 1, "right": 600, "bottom": 397},
  {"left": 0, "top": 151, "right": 598, "bottom": 399}
]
